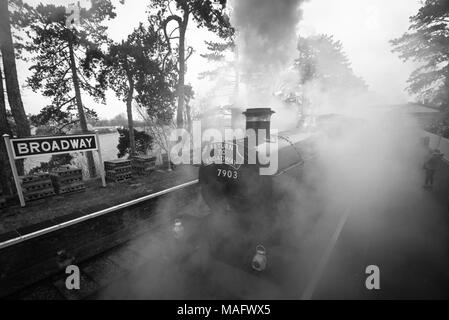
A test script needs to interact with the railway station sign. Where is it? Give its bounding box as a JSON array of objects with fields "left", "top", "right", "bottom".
[
  {"left": 10, "top": 134, "right": 98, "bottom": 159},
  {"left": 3, "top": 133, "right": 106, "bottom": 207}
]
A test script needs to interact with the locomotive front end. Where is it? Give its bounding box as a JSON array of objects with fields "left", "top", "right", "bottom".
[{"left": 199, "top": 108, "right": 277, "bottom": 217}]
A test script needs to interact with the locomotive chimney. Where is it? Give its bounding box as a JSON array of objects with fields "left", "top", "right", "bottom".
[{"left": 243, "top": 108, "right": 275, "bottom": 144}]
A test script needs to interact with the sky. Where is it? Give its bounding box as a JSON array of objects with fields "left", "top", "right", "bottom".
[
  {"left": 298, "top": 0, "right": 422, "bottom": 104},
  {"left": 15, "top": 0, "right": 422, "bottom": 120}
]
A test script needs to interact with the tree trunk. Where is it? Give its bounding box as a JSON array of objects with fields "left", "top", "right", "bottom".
[
  {"left": 0, "top": 0, "right": 30, "bottom": 138},
  {"left": 176, "top": 13, "right": 189, "bottom": 128},
  {"left": 126, "top": 69, "right": 136, "bottom": 157},
  {"left": 0, "top": 63, "right": 13, "bottom": 196},
  {"left": 0, "top": 0, "right": 30, "bottom": 176},
  {"left": 68, "top": 32, "right": 96, "bottom": 178}
]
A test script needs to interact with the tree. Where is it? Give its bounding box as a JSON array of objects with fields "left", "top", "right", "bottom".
[
  {"left": 149, "top": 0, "right": 234, "bottom": 128},
  {"left": 297, "top": 34, "right": 367, "bottom": 89},
  {"left": 391, "top": 0, "right": 449, "bottom": 109},
  {"left": 0, "top": 63, "right": 13, "bottom": 195},
  {"left": 199, "top": 39, "right": 238, "bottom": 104},
  {"left": 0, "top": 0, "right": 31, "bottom": 140},
  {"left": 0, "top": 0, "right": 33, "bottom": 179},
  {"left": 95, "top": 22, "right": 174, "bottom": 156},
  {"left": 199, "top": 40, "right": 235, "bottom": 79},
  {"left": 295, "top": 34, "right": 367, "bottom": 109},
  {"left": 17, "top": 0, "right": 118, "bottom": 177}
]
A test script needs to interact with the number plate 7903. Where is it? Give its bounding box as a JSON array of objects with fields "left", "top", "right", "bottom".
[{"left": 217, "top": 168, "right": 238, "bottom": 180}]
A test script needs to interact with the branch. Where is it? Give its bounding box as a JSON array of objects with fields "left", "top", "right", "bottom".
[
  {"left": 58, "top": 119, "right": 79, "bottom": 131},
  {"left": 169, "top": 26, "right": 179, "bottom": 38},
  {"left": 162, "top": 15, "right": 183, "bottom": 52},
  {"left": 58, "top": 96, "right": 76, "bottom": 109},
  {"left": 52, "top": 43, "right": 70, "bottom": 56},
  {"left": 185, "top": 46, "right": 194, "bottom": 62},
  {"left": 52, "top": 67, "right": 71, "bottom": 91}
]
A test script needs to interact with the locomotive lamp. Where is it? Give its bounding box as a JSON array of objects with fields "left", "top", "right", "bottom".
[
  {"left": 173, "top": 219, "right": 184, "bottom": 239},
  {"left": 251, "top": 245, "right": 267, "bottom": 272},
  {"left": 56, "top": 250, "right": 75, "bottom": 269}
]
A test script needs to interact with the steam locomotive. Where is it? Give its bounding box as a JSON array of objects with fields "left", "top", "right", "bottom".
[
  {"left": 197, "top": 107, "right": 361, "bottom": 245},
  {"left": 193, "top": 108, "right": 326, "bottom": 268},
  {"left": 198, "top": 108, "right": 358, "bottom": 220},
  {"left": 200, "top": 109, "right": 309, "bottom": 212}
]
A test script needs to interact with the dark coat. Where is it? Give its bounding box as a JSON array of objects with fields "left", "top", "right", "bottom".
[{"left": 424, "top": 154, "right": 442, "bottom": 171}]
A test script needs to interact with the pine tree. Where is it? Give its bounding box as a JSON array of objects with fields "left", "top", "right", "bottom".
[
  {"left": 17, "top": 0, "right": 118, "bottom": 177},
  {"left": 296, "top": 34, "right": 367, "bottom": 107},
  {"left": 391, "top": 0, "right": 449, "bottom": 109}
]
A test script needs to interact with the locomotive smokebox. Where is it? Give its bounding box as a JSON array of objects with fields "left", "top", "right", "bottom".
[{"left": 243, "top": 108, "right": 275, "bottom": 144}]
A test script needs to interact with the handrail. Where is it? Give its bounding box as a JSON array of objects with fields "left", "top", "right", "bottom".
[{"left": 0, "top": 180, "right": 198, "bottom": 250}]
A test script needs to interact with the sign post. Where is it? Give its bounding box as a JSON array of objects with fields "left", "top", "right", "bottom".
[
  {"left": 95, "top": 131, "right": 106, "bottom": 188},
  {"left": 3, "top": 134, "right": 26, "bottom": 207},
  {"left": 3, "top": 133, "right": 106, "bottom": 207}
]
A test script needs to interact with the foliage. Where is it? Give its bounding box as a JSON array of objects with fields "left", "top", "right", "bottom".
[
  {"left": 88, "top": 113, "right": 145, "bottom": 128},
  {"left": 199, "top": 39, "right": 235, "bottom": 79},
  {"left": 149, "top": 0, "right": 234, "bottom": 41},
  {"left": 391, "top": 0, "right": 449, "bottom": 108},
  {"left": 134, "top": 101, "right": 175, "bottom": 170},
  {"left": 198, "top": 38, "right": 237, "bottom": 106},
  {"left": 97, "top": 22, "right": 178, "bottom": 120},
  {"left": 294, "top": 34, "right": 367, "bottom": 108},
  {"left": 1, "top": 0, "right": 32, "bottom": 145},
  {"left": 15, "top": 0, "right": 117, "bottom": 130},
  {"left": 1, "top": 109, "right": 17, "bottom": 135},
  {"left": 28, "top": 154, "right": 73, "bottom": 175},
  {"left": 30, "top": 105, "right": 97, "bottom": 134},
  {"left": 297, "top": 34, "right": 367, "bottom": 90},
  {"left": 148, "top": 0, "right": 234, "bottom": 127},
  {"left": 116, "top": 128, "right": 153, "bottom": 158}
]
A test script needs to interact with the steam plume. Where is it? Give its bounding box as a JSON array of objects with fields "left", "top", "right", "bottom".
[{"left": 230, "top": 0, "right": 306, "bottom": 107}]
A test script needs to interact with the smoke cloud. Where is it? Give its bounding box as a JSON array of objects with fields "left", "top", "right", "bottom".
[
  {"left": 231, "top": 0, "right": 305, "bottom": 71},
  {"left": 97, "top": 1, "right": 448, "bottom": 300},
  {"left": 230, "top": 0, "right": 306, "bottom": 109}
]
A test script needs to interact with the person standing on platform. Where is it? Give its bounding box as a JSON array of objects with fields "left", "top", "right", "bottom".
[{"left": 423, "top": 149, "right": 444, "bottom": 190}]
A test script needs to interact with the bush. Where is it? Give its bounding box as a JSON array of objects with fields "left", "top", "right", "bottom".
[
  {"left": 116, "top": 128, "right": 153, "bottom": 158},
  {"left": 28, "top": 154, "right": 74, "bottom": 175}
]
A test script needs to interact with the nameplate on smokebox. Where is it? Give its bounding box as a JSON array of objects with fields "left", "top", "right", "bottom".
[{"left": 202, "top": 142, "right": 244, "bottom": 170}]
